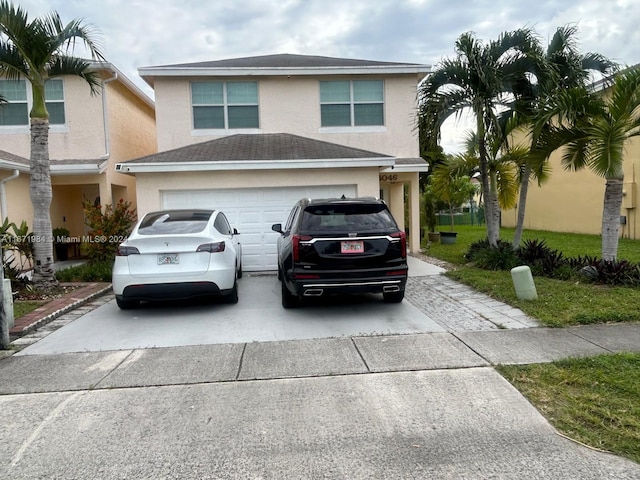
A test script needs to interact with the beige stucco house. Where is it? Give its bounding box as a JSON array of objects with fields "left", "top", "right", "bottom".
[
  {"left": 0, "top": 62, "right": 156, "bottom": 257},
  {"left": 121, "top": 53, "right": 431, "bottom": 272},
  {"left": 501, "top": 74, "right": 639, "bottom": 241}
]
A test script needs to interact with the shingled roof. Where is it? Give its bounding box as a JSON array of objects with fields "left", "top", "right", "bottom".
[
  {"left": 150, "top": 53, "right": 424, "bottom": 70},
  {"left": 123, "top": 133, "right": 392, "bottom": 164},
  {"left": 139, "top": 53, "right": 431, "bottom": 85},
  {"left": 0, "top": 149, "right": 29, "bottom": 167}
]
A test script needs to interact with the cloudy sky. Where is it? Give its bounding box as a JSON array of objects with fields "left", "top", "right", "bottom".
[{"left": 15, "top": 0, "right": 640, "bottom": 152}]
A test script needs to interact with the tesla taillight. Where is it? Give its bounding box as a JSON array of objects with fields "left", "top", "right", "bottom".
[
  {"left": 116, "top": 246, "right": 140, "bottom": 256},
  {"left": 197, "top": 242, "right": 225, "bottom": 253},
  {"left": 391, "top": 231, "right": 407, "bottom": 258}
]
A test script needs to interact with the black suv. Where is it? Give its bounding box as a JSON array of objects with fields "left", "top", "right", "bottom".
[{"left": 271, "top": 197, "right": 408, "bottom": 308}]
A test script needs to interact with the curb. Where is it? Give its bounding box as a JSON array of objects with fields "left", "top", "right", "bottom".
[{"left": 9, "top": 283, "right": 112, "bottom": 339}]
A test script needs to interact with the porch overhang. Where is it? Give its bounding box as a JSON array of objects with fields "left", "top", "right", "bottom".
[
  {"left": 116, "top": 156, "right": 395, "bottom": 174},
  {"left": 51, "top": 160, "right": 108, "bottom": 175},
  {"left": 380, "top": 157, "right": 429, "bottom": 173},
  {"left": 0, "top": 159, "right": 30, "bottom": 173}
]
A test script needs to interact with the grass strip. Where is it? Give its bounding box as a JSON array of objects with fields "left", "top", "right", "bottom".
[{"left": 497, "top": 354, "right": 640, "bottom": 464}]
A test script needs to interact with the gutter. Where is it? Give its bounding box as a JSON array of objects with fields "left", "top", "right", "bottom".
[
  {"left": 115, "top": 156, "right": 395, "bottom": 174},
  {"left": 0, "top": 170, "right": 20, "bottom": 220},
  {"left": 99, "top": 70, "right": 119, "bottom": 161}
]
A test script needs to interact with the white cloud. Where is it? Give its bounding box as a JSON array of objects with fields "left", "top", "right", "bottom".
[{"left": 12, "top": 0, "right": 640, "bottom": 152}]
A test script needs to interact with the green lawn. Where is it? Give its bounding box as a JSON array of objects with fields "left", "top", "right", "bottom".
[
  {"left": 13, "top": 300, "right": 44, "bottom": 320},
  {"left": 498, "top": 354, "right": 640, "bottom": 464},
  {"left": 426, "top": 225, "right": 640, "bottom": 265},
  {"left": 425, "top": 225, "right": 640, "bottom": 327}
]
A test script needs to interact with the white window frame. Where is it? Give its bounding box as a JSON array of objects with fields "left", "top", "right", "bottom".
[
  {"left": 0, "top": 78, "right": 68, "bottom": 134},
  {"left": 190, "top": 81, "right": 261, "bottom": 135},
  {"left": 319, "top": 79, "right": 387, "bottom": 134},
  {"left": 45, "top": 79, "right": 66, "bottom": 126}
]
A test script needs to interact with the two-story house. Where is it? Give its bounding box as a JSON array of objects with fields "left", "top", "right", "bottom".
[
  {"left": 0, "top": 62, "right": 156, "bottom": 257},
  {"left": 119, "top": 54, "right": 431, "bottom": 272}
]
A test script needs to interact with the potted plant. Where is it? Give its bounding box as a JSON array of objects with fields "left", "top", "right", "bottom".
[
  {"left": 52, "top": 227, "right": 70, "bottom": 261},
  {"left": 430, "top": 168, "right": 477, "bottom": 244},
  {"left": 422, "top": 185, "right": 440, "bottom": 243}
]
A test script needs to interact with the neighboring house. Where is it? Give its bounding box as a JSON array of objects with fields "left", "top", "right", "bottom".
[
  {"left": 501, "top": 75, "right": 639, "bottom": 241},
  {"left": 121, "top": 53, "right": 431, "bottom": 272},
  {"left": 0, "top": 62, "right": 156, "bottom": 257}
]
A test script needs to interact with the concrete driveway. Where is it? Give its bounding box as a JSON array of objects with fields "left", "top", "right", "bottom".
[
  {"left": 15, "top": 257, "right": 540, "bottom": 356},
  {"left": 16, "top": 274, "right": 446, "bottom": 355}
]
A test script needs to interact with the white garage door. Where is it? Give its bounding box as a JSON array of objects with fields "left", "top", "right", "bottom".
[{"left": 162, "top": 185, "right": 357, "bottom": 271}]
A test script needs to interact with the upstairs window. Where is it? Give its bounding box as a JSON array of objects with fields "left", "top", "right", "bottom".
[
  {"left": 0, "top": 78, "right": 65, "bottom": 126},
  {"left": 191, "top": 81, "right": 259, "bottom": 129},
  {"left": 0, "top": 80, "right": 28, "bottom": 125},
  {"left": 45, "top": 79, "right": 65, "bottom": 124},
  {"left": 320, "top": 80, "right": 384, "bottom": 127}
]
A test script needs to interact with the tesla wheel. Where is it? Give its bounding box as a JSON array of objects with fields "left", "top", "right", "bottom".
[
  {"left": 237, "top": 262, "right": 243, "bottom": 279},
  {"left": 281, "top": 280, "right": 299, "bottom": 309},
  {"left": 383, "top": 290, "right": 405, "bottom": 303},
  {"left": 224, "top": 279, "right": 239, "bottom": 304},
  {"left": 116, "top": 297, "right": 139, "bottom": 309}
]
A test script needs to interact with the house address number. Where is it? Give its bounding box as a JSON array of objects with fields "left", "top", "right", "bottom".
[{"left": 379, "top": 174, "right": 399, "bottom": 182}]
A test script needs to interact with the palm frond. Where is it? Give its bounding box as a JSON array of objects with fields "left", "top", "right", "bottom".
[{"left": 48, "top": 56, "right": 102, "bottom": 95}]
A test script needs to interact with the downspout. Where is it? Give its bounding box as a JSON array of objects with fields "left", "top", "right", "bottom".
[
  {"left": 99, "top": 70, "right": 118, "bottom": 161},
  {"left": 0, "top": 170, "right": 20, "bottom": 220}
]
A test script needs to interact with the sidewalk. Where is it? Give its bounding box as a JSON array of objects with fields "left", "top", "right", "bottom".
[{"left": 1, "top": 323, "right": 639, "bottom": 394}]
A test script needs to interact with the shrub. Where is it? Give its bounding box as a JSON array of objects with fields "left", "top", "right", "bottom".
[
  {"left": 55, "top": 260, "right": 113, "bottom": 282},
  {"left": 465, "top": 238, "right": 491, "bottom": 262},
  {"left": 466, "top": 239, "right": 519, "bottom": 270},
  {"left": 465, "top": 235, "right": 640, "bottom": 287},
  {"left": 516, "top": 239, "right": 553, "bottom": 264},
  {"left": 1, "top": 218, "right": 34, "bottom": 288},
  {"left": 82, "top": 199, "right": 136, "bottom": 261}
]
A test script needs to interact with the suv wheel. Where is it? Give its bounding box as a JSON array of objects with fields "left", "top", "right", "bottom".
[
  {"left": 383, "top": 290, "right": 405, "bottom": 303},
  {"left": 281, "top": 281, "right": 299, "bottom": 309}
]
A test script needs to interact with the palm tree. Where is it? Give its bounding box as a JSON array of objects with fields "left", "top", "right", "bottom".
[
  {"left": 0, "top": 1, "right": 104, "bottom": 289},
  {"left": 419, "top": 29, "right": 542, "bottom": 247},
  {"left": 533, "top": 66, "right": 640, "bottom": 260},
  {"left": 456, "top": 130, "right": 525, "bottom": 217},
  {"left": 507, "top": 25, "right": 616, "bottom": 248}
]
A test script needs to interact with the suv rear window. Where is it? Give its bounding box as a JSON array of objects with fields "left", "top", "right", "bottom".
[{"left": 301, "top": 203, "right": 398, "bottom": 233}]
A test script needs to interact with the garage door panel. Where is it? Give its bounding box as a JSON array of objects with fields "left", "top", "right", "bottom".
[{"left": 162, "top": 185, "right": 357, "bottom": 271}]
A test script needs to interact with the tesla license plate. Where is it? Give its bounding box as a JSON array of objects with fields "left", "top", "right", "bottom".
[
  {"left": 341, "top": 240, "right": 364, "bottom": 254},
  {"left": 158, "top": 253, "right": 179, "bottom": 265}
]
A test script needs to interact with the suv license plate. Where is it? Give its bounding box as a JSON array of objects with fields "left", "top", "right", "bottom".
[
  {"left": 158, "top": 253, "right": 179, "bottom": 265},
  {"left": 341, "top": 240, "right": 364, "bottom": 254}
]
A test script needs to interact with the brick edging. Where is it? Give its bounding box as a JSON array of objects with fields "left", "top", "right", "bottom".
[{"left": 10, "top": 283, "right": 112, "bottom": 338}]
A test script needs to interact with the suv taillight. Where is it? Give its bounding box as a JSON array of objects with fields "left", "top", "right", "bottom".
[
  {"left": 391, "top": 231, "right": 407, "bottom": 258},
  {"left": 292, "top": 234, "right": 312, "bottom": 262}
]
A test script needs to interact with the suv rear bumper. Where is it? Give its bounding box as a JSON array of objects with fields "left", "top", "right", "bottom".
[{"left": 288, "top": 270, "right": 407, "bottom": 297}]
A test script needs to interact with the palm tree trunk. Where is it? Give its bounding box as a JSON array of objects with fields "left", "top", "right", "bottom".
[
  {"left": 0, "top": 259, "right": 8, "bottom": 348},
  {"left": 512, "top": 166, "right": 531, "bottom": 248},
  {"left": 477, "top": 114, "right": 499, "bottom": 246},
  {"left": 30, "top": 118, "right": 58, "bottom": 289},
  {"left": 487, "top": 170, "right": 501, "bottom": 243},
  {"left": 601, "top": 178, "right": 624, "bottom": 261}
]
